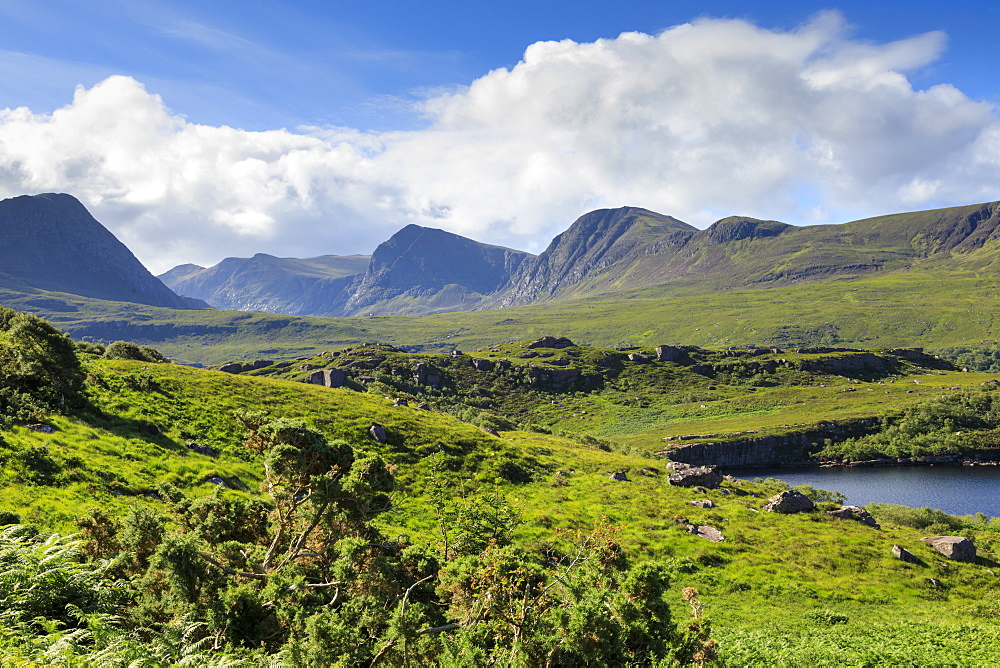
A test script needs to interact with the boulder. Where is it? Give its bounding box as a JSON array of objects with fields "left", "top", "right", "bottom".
[
  {"left": 921, "top": 536, "right": 976, "bottom": 562},
  {"left": 310, "top": 368, "right": 348, "bottom": 388},
  {"left": 609, "top": 471, "right": 630, "bottom": 482},
  {"left": 826, "top": 505, "right": 880, "bottom": 528},
  {"left": 472, "top": 358, "right": 494, "bottom": 371},
  {"left": 763, "top": 490, "right": 814, "bottom": 514},
  {"left": 26, "top": 423, "right": 56, "bottom": 434},
  {"left": 667, "top": 464, "right": 723, "bottom": 489},
  {"left": 186, "top": 442, "right": 217, "bottom": 457},
  {"left": 655, "top": 345, "right": 682, "bottom": 362},
  {"left": 686, "top": 524, "right": 725, "bottom": 542},
  {"left": 689, "top": 499, "right": 714, "bottom": 509},
  {"left": 526, "top": 336, "right": 575, "bottom": 349},
  {"left": 892, "top": 544, "right": 921, "bottom": 564},
  {"left": 219, "top": 363, "right": 245, "bottom": 374},
  {"left": 369, "top": 423, "right": 388, "bottom": 444}
]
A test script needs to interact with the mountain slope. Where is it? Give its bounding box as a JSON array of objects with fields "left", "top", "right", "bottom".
[
  {"left": 335, "top": 224, "right": 534, "bottom": 316},
  {"left": 158, "top": 253, "right": 370, "bottom": 313},
  {"left": 0, "top": 193, "right": 206, "bottom": 309},
  {"left": 494, "top": 200, "right": 1000, "bottom": 306},
  {"left": 491, "top": 206, "right": 696, "bottom": 306}
]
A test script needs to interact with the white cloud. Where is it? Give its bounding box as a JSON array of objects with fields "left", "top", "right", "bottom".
[{"left": 0, "top": 11, "right": 999, "bottom": 274}]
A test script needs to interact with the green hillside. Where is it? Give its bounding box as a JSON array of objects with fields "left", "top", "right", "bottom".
[
  {"left": 4, "top": 307, "right": 1000, "bottom": 663},
  {"left": 4, "top": 261, "right": 999, "bottom": 367}
]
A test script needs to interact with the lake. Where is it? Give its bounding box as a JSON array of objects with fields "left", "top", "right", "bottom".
[{"left": 728, "top": 465, "right": 1000, "bottom": 518}]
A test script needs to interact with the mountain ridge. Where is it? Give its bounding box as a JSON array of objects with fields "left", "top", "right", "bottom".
[{"left": 160, "top": 199, "right": 1000, "bottom": 318}]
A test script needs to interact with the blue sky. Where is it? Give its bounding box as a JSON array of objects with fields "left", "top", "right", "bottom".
[
  {"left": 3, "top": 1, "right": 998, "bottom": 131},
  {"left": 1, "top": 1, "right": 999, "bottom": 271}
]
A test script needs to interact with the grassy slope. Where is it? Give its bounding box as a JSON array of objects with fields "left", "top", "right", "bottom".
[
  {"left": 4, "top": 358, "right": 1000, "bottom": 664},
  {"left": 0, "top": 265, "right": 997, "bottom": 367},
  {"left": 241, "top": 339, "right": 999, "bottom": 451}
]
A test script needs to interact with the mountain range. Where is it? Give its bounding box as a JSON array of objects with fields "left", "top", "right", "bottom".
[
  {"left": 159, "top": 199, "right": 1000, "bottom": 317},
  {"left": 3, "top": 192, "right": 1000, "bottom": 328}
]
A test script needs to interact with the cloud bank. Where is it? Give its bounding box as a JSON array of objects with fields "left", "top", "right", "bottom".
[{"left": 1, "top": 11, "right": 998, "bottom": 273}]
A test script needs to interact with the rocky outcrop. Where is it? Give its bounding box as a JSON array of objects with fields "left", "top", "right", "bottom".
[
  {"left": 827, "top": 506, "right": 880, "bottom": 528},
  {"left": 667, "top": 464, "right": 723, "bottom": 488},
  {"left": 705, "top": 217, "right": 791, "bottom": 244},
  {"left": 666, "top": 418, "right": 882, "bottom": 467},
  {"left": 655, "top": 345, "right": 683, "bottom": 362},
  {"left": 471, "top": 358, "right": 494, "bottom": 371},
  {"left": 219, "top": 359, "right": 274, "bottom": 374},
  {"left": 310, "top": 368, "right": 348, "bottom": 388},
  {"left": 921, "top": 536, "right": 976, "bottom": 562},
  {"left": 763, "top": 490, "right": 814, "bottom": 513},
  {"left": 526, "top": 336, "right": 575, "bottom": 349},
  {"left": 892, "top": 544, "right": 922, "bottom": 564},
  {"left": 526, "top": 365, "right": 580, "bottom": 391}
]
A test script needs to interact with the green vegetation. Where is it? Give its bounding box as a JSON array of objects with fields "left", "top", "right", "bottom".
[
  {"left": 820, "top": 389, "right": 1000, "bottom": 461},
  {"left": 0, "top": 306, "right": 83, "bottom": 427},
  {"left": 2, "top": 310, "right": 1000, "bottom": 663},
  {"left": 931, "top": 345, "right": 1000, "bottom": 372},
  {"left": 3, "top": 263, "right": 1000, "bottom": 367}
]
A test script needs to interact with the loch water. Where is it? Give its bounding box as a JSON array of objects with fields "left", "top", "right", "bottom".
[{"left": 729, "top": 465, "right": 1000, "bottom": 518}]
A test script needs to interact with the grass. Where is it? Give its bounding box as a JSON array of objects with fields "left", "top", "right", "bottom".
[
  {"left": 4, "top": 354, "right": 1000, "bottom": 663},
  {"left": 2, "top": 261, "right": 1000, "bottom": 366}
]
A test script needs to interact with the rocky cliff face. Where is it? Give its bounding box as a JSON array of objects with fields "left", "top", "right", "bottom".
[
  {"left": 0, "top": 193, "right": 205, "bottom": 308},
  {"left": 338, "top": 224, "right": 534, "bottom": 316},
  {"left": 491, "top": 207, "right": 696, "bottom": 307}
]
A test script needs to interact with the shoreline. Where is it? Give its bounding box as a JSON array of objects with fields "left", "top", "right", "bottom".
[{"left": 725, "top": 456, "right": 1000, "bottom": 471}]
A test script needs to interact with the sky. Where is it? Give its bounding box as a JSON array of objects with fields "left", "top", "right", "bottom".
[{"left": 1, "top": 0, "right": 1000, "bottom": 274}]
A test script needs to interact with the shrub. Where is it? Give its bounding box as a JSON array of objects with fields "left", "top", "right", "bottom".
[
  {"left": 804, "top": 608, "right": 850, "bottom": 625},
  {"left": 103, "top": 341, "right": 169, "bottom": 363}
]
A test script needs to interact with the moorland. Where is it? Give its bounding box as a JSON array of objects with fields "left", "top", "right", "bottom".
[{"left": 4, "top": 194, "right": 1000, "bottom": 664}]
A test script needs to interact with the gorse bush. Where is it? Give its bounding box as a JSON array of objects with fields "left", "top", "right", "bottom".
[
  {"left": 0, "top": 412, "right": 707, "bottom": 664},
  {"left": 103, "top": 340, "right": 170, "bottom": 363},
  {"left": 0, "top": 307, "right": 83, "bottom": 425}
]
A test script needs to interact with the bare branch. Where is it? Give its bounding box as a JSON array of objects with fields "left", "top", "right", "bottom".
[
  {"left": 199, "top": 552, "right": 267, "bottom": 580},
  {"left": 417, "top": 623, "right": 460, "bottom": 635}
]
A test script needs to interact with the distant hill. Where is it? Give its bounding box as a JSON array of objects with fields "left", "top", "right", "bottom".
[
  {"left": 0, "top": 193, "right": 207, "bottom": 309},
  {"left": 158, "top": 253, "right": 370, "bottom": 313},
  {"left": 161, "top": 225, "right": 535, "bottom": 317},
  {"left": 336, "top": 224, "right": 534, "bottom": 316}
]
